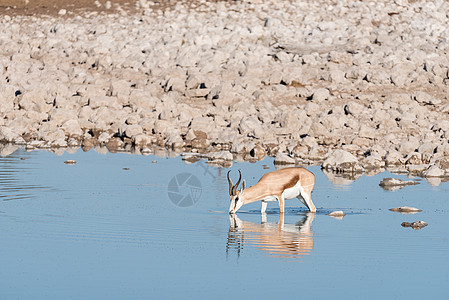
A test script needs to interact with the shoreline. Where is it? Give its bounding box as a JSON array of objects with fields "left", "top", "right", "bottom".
[{"left": 0, "top": 0, "right": 449, "bottom": 177}]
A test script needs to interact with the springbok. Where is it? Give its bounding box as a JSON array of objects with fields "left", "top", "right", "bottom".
[{"left": 227, "top": 167, "right": 316, "bottom": 214}]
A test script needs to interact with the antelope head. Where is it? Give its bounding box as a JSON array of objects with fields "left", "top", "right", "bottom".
[{"left": 227, "top": 170, "right": 246, "bottom": 214}]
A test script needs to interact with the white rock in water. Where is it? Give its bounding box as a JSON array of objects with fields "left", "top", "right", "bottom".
[
  {"left": 401, "top": 221, "right": 428, "bottom": 230},
  {"left": 389, "top": 206, "right": 422, "bottom": 214},
  {"left": 379, "top": 178, "right": 419, "bottom": 187},
  {"left": 206, "top": 151, "right": 233, "bottom": 161},
  {"left": 422, "top": 165, "right": 445, "bottom": 177},
  {"left": 181, "top": 153, "right": 201, "bottom": 161},
  {"left": 328, "top": 210, "right": 346, "bottom": 218}
]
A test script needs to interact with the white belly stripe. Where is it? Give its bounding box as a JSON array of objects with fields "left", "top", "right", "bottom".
[
  {"left": 261, "top": 195, "right": 278, "bottom": 202},
  {"left": 282, "top": 180, "right": 303, "bottom": 200},
  {"left": 259, "top": 181, "right": 306, "bottom": 202}
]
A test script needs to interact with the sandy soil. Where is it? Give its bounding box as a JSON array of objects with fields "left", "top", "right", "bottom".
[{"left": 0, "top": 0, "right": 146, "bottom": 16}]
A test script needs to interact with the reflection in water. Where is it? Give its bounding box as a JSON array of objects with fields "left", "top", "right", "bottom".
[
  {"left": 322, "top": 169, "right": 361, "bottom": 188},
  {"left": 227, "top": 213, "right": 315, "bottom": 260},
  {"left": 0, "top": 151, "right": 50, "bottom": 201}
]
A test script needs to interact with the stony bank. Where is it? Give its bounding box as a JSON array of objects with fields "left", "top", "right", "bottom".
[{"left": 0, "top": 0, "right": 449, "bottom": 176}]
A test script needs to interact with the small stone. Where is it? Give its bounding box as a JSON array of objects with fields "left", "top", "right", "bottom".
[
  {"left": 413, "top": 91, "right": 440, "bottom": 105},
  {"left": 322, "top": 149, "right": 362, "bottom": 173},
  {"left": 141, "top": 147, "right": 151, "bottom": 154},
  {"left": 389, "top": 206, "right": 422, "bottom": 214},
  {"left": 185, "top": 88, "right": 211, "bottom": 98},
  {"left": 344, "top": 102, "right": 364, "bottom": 115},
  {"left": 64, "top": 160, "right": 76, "bottom": 165},
  {"left": 362, "top": 155, "right": 385, "bottom": 169},
  {"left": 206, "top": 151, "right": 233, "bottom": 161},
  {"left": 328, "top": 210, "right": 346, "bottom": 218},
  {"left": 385, "top": 150, "right": 405, "bottom": 165},
  {"left": 311, "top": 88, "right": 330, "bottom": 102},
  {"left": 181, "top": 153, "right": 201, "bottom": 163},
  {"left": 152, "top": 160, "right": 157, "bottom": 163},
  {"left": 401, "top": 221, "right": 428, "bottom": 230},
  {"left": 274, "top": 153, "right": 295, "bottom": 165},
  {"left": 422, "top": 165, "right": 445, "bottom": 177},
  {"left": 379, "top": 178, "right": 419, "bottom": 191},
  {"left": 250, "top": 144, "right": 266, "bottom": 159}
]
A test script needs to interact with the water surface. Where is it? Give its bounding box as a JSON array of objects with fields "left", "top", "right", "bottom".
[{"left": 0, "top": 148, "right": 448, "bottom": 299}]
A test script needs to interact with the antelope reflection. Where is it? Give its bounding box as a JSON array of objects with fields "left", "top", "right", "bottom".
[{"left": 227, "top": 213, "right": 315, "bottom": 260}]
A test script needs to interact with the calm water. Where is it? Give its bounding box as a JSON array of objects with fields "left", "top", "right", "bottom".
[{"left": 0, "top": 148, "right": 448, "bottom": 299}]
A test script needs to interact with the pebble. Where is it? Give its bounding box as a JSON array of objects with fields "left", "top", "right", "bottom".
[
  {"left": 389, "top": 206, "right": 422, "bottom": 214},
  {"left": 274, "top": 153, "right": 295, "bottom": 165},
  {"left": 422, "top": 165, "right": 445, "bottom": 177},
  {"left": 64, "top": 160, "right": 76, "bottom": 164},
  {"left": 401, "top": 221, "right": 428, "bottom": 230},
  {"left": 379, "top": 178, "right": 419, "bottom": 190},
  {"left": 328, "top": 211, "right": 346, "bottom": 218}
]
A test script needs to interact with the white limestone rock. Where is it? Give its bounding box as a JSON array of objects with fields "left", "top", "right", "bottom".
[
  {"left": 311, "top": 88, "right": 330, "bottom": 102},
  {"left": 379, "top": 178, "right": 419, "bottom": 191},
  {"left": 274, "top": 153, "right": 295, "bottom": 165},
  {"left": 389, "top": 206, "right": 422, "bottom": 214},
  {"left": 206, "top": 151, "right": 233, "bottom": 161},
  {"left": 322, "top": 150, "right": 362, "bottom": 173},
  {"left": 422, "top": 165, "right": 445, "bottom": 177}
]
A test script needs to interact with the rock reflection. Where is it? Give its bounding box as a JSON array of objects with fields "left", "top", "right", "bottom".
[
  {"left": 227, "top": 213, "right": 315, "bottom": 260},
  {"left": 322, "top": 169, "right": 361, "bottom": 186},
  {"left": 425, "top": 177, "right": 442, "bottom": 187}
]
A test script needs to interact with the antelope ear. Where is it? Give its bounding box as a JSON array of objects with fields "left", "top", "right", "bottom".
[{"left": 240, "top": 180, "right": 246, "bottom": 195}]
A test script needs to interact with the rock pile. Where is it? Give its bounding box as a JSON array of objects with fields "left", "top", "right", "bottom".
[{"left": 0, "top": 0, "right": 449, "bottom": 176}]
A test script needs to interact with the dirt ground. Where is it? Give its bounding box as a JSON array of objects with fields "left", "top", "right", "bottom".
[{"left": 0, "top": 0, "right": 174, "bottom": 16}]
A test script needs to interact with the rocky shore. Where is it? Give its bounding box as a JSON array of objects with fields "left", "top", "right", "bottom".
[{"left": 1, "top": 0, "right": 449, "bottom": 176}]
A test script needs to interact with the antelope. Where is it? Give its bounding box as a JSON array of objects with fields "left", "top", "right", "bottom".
[{"left": 227, "top": 167, "right": 316, "bottom": 214}]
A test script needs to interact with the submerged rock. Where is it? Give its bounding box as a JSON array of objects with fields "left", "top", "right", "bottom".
[
  {"left": 401, "top": 221, "right": 428, "bottom": 230},
  {"left": 379, "top": 178, "right": 419, "bottom": 191},
  {"left": 389, "top": 206, "right": 422, "bottom": 214},
  {"left": 328, "top": 210, "right": 346, "bottom": 218}
]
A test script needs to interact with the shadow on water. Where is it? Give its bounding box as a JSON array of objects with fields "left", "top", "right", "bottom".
[{"left": 226, "top": 212, "right": 315, "bottom": 261}]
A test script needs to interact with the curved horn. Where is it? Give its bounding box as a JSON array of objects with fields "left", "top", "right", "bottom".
[
  {"left": 232, "top": 170, "right": 242, "bottom": 195},
  {"left": 227, "top": 170, "right": 234, "bottom": 196}
]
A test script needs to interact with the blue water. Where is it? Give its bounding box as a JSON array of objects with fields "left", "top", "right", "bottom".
[{"left": 0, "top": 148, "right": 448, "bottom": 299}]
